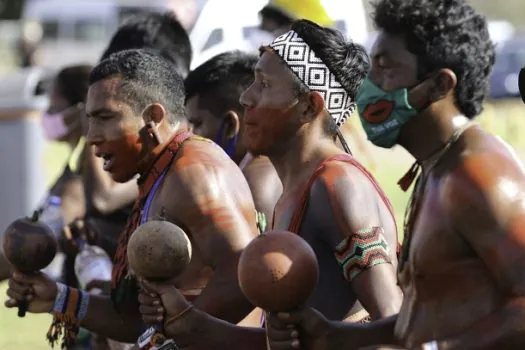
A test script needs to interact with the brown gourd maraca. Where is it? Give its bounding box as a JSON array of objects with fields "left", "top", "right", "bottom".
[
  {"left": 127, "top": 220, "right": 192, "bottom": 347},
  {"left": 238, "top": 230, "right": 319, "bottom": 312},
  {"left": 127, "top": 220, "right": 192, "bottom": 281},
  {"left": 2, "top": 210, "right": 58, "bottom": 317}
]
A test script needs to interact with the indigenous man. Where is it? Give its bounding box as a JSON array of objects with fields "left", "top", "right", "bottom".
[
  {"left": 134, "top": 20, "right": 402, "bottom": 348},
  {"left": 265, "top": 1, "right": 525, "bottom": 349},
  {"left": 184, "top": 50, "right": 282, "bottom": 231},
  {"left": 5, "top": 49, "right": 258, "bottom": 348},
  {"left": 79, "top": 11, "right": 193, "bottom": 250},
  {"left": 240, "top": 19, "right": 401, "bottom": 322},
  {"left": 256, "top": 0, "right": 378, "bottom": 172}
]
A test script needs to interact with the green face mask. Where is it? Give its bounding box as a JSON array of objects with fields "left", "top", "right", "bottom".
[{"left": 356, "top": 77, "right": 417, "bottom": 148}]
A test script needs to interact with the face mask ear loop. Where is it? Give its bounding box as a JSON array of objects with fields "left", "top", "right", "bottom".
[{"left": 336, "top": 129, "right": 353, "bottom": 155}]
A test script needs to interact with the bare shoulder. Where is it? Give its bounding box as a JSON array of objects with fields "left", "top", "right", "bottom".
[
  {"left": 443, "top": 128, "right": 525, "bottom": 221},
  {"left": 313, "top": 156, "right": 379, "bottom": 197},
  {"left": 309, "top": 155, "right": 394, "bottom": 238},
  {"left": 172, "top": 138, "right": 248, "bottom": 186},
  {"left": 242, "top": 156, "right": 279, "bottom": 184}
]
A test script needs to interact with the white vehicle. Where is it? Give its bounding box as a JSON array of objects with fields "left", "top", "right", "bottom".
[{"left": 189, "top": 0, "right": 369, "bottom": 69}]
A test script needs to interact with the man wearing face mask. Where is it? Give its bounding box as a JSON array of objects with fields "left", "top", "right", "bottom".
[
  {"left": 41, "top": 65, "right": 91, "bottom": 223},
  {"left": 0, "top": 65, "right": 91, "bottom": 284},
  {"left": 264, "top": 1, "right": 525, "bottom": 349},
  {"left": 185, "top": 50, "right": 282, "bottom": 231}
]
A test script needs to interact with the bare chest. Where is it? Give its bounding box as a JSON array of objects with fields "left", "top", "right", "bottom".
[
  {"left": 399, "top": 180, "right": 471, "bottom": 281},
  {"left": 396, "top": 179, "right": 502, "bottom": 346},
  {"left": 139, "top": 178, "right": 211, "bottom": 290}
]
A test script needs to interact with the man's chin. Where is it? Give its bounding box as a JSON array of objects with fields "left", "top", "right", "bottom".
[{"left": 109, "top": 170, "right": 136, "bottom": 183}]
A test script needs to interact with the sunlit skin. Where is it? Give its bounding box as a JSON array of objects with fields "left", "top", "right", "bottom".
[
  {"left": 238, "top": 49, "right": 402, "bottom": 322},
  {"left": 185, "top": 94, "right": 282, "bottom": 230},
  {"left": 83, "top": 47, "right": 405, "bottom": 350},
  {"left": 4, "top": 74, "right": 259, "bottom": 343},
  {"left": 186, "top": 92, "right": 283, "bottom": 328},
  {"left": 113, "top": 47, "right": 403, "bottom": 349},
  {"left": 259, "top": 31, "right": 525, "bottom": 350}
]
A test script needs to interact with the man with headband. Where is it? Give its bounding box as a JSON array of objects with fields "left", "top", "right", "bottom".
[
  {"left": 135, "top": 20, "right": 402, "bottom": 340},
  {"left": 242, "top": 19, "right": 401, "bottom": 322},
  {"left": 263, "top": 0, "right": 525, "bottom": 349}
]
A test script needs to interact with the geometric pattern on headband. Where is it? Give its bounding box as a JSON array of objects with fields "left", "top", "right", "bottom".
[{"left": 269, "top": 30, "right": 355, "bottom": 127}]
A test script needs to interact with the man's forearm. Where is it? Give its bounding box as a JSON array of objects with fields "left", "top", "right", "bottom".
[
  {"left": 192, "top": 269, "right": 254, "bottom": 324},
  {"left": 434, "top": 298, "right": 525, "bottom": 350},
  {"left": 80, "top": 294, "right": 142, "bottom": 343},
  {"left": 170, "top": 309, "right": 267, "bottom": 350},
  {"left": 330, "top": 315, "right": 399, "bottom": 350}
]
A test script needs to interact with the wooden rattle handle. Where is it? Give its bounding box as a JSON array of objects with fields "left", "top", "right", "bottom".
[{"left": 18, "top": 300, "right": 28, "bottom": 317}]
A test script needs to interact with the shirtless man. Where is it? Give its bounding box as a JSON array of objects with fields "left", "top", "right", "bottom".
[
  {"left": 83, "top": 10, "right": 193, "bottom": 229},
  {"left": 134, "top": 20, "right": 401, "bottom": 346},
  {"left": 5, "top": 49, "right": 258, "bottom": 347},
  {"left": 60, "top": 11, "right": 194, "bottom": 259},
  {"left": 184, "top": 50, "right": 282, "bottom": 229},
  {"left": 264, "top": 1, "right": 525, "bottom": 349}
]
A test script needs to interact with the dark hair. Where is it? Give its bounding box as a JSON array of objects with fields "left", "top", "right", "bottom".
[
  {"left": 288, "top": 19, "right": 370, "bottom": 135},
  {"left": 184, "top": 51, "right": 257, "bottom": 117},
  {"left": 259, "top": 5, "right": 294, "bottom": 28},
  {"left": 372, "top": 0, "right": 495, "bottom": 118},
  {"left": 89, "top": 49, "right": 185, "bottom": 125},
  {"left": 100, "top": 11, "right": 192, "bottom": 77},
  {"left": 56, "top": 64, "right": 93, "bottom": 106}
]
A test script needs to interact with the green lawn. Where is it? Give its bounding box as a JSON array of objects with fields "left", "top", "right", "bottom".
[{"left": 1, "top": 98, "right": 524, "bottom": 348}]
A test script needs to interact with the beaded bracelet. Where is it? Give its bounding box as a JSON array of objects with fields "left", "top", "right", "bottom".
[{"left": 47, "top": 282, "right": 90, "bottom": 348}]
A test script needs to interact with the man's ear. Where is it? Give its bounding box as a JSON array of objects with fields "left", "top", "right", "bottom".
[
  {"left": 142, "top": 103, "right": 167, "bottom": 125},
  {"left": 141, "top": 103, "right": 167, "bottom": 145},
  {"left": 222, "top": 110, "right": 241, "bottom": 139},
  {"left": 430, "top": 68, "right": 457, "bottom": 102},
  {"left": 300, "top": 91, "right": 325, "bottom": 123}
]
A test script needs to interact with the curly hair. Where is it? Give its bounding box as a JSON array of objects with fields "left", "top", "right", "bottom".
[
  {"left": 90, "top": 49, "right": 185, "bottom": 125},
  {"left": 372, "top": 0, "right": 495, "bottom": 118}
]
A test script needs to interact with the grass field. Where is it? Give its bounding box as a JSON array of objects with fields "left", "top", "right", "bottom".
[{"left": 1, "top": 98, "right": 524, "bottom": 349}]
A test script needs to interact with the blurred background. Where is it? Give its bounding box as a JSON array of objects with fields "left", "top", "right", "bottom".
[{"left": 0, "top": 0, "right": 524, "bottom": 348}]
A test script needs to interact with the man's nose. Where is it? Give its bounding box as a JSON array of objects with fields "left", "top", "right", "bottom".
[
  {"left": 239, "top": 85, "right": 255, "bottom": 110},
  {"left": 85, "top": 123, "right": 103, "bottom": 145}
]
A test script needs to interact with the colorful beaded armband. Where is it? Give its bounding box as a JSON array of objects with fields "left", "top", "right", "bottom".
[
  {"left": 47, "top": 282, "right": 90, "bottom": 348},
  {"left": 334, "top": 226, "right": 391, "bottom": 281}
]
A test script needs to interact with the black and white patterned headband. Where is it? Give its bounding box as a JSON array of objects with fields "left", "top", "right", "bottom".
[{"left": 269, "top": 30, "right": 356, "bottom": 127}]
